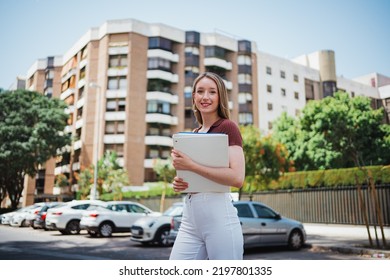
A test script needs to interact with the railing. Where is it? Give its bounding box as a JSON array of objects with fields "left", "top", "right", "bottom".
[{"left": 134, "top": 184, "right": 390, "bottom": 226}]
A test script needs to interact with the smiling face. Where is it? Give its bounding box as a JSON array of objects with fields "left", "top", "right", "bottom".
[{"left": 193, "top": 76, "right": 220, "bottom": 117}]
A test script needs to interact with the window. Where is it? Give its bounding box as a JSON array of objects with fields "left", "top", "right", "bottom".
[
  {"left": 280, "top": 70, "right": 286, "bottom": 79},
  {"left": 266, "top": 66, "right": 272, "bottom": 75},
  {"left": 235, "top": 204, "right": 254, "bottom": 218},
  {"left": 267, "top": 84, "right": 272, "bottom": 93},
  {"left": 293, "top": 74, "right": 299, "bottom": 82},
  {"left": 105, "top": 121, "right": 125, "bottom": 134},
  {"left": 281, "top": 88, "right": 286, "bottom": 96},
  {"left": 253, "top": 204, "right": 277, "bottom": 219},
  {"left": 238, "top": 40, "right": 251, "bottom": 53},
  {"left": 109, "top": 54, "right": 128, "bottom": 68},
  {"left": 148, "top": 37, "right": 172, "bottom": 51},
  {"left": 148, "top": 57, "right": 171, "bottom": 71},
  {"left": 205, "top": 46, "right": 226, "bottom": 59},
  {"left": 237, "top": 55, "right": 251, "bottom": 65},
  {"left": 238, "top": 73, "right": 252, "bottom": 84},
  {"left": 267, "top": 103, "right": 273, "bottom": 111},
  {"left": 108, "top": 76, "right": 127, "bottom": 90},
  {"left": 268, "top": 122, "right": 273, "bottom": 130},
  {"left": 238, "top": 93, "right": 252, "bottom": 104},
  {"left": 239, "top": 113, "right": 253, "bottom": 125},
  {"left": 294, "top": 91, "right": 299, "bottom": 99},
  {"left": 106, "top": 98, "right": 126, "bottom": 112},
  {"left": 147, "top": 100, "right": 171, "bottom": 114},
  {"left": 104, "top": 144, "right": 124, "bottom": 157},
  {"left": 185, "top": 46, "right": 200, "bottom": 55},
  {"left": 185, "top": 31, "right": 200, "bottom": 44}
]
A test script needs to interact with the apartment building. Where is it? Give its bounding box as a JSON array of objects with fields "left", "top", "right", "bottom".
[
  {"left": 22, "top": 18, "right": 389, "bottom": 205},
  {"left": 23, "top": 18, "right": 258, "bottom": 204}
]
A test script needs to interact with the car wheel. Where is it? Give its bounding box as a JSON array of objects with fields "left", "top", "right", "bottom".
[
  {"left": 21, "top": 219, "right": 28, "bottom": 227},
  {"left": 99, "top": 222, "right": 114, "bottom": 237},
  {"left": 66, "top": 220, "right": 81, "bottom": 235},
  {"left": 288, "top": 229, "right": 304, "bottom": 250},
  {"left": 154, "top": 227, "right": 171, "bottom": 246}
]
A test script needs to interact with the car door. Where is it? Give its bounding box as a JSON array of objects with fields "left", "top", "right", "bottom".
[
  {"left": 252, "top": 204, "right": 289, "bottom": 245},
  {"left": 234, "top": 203, "right": 262, "bottom": 245},
  {"left": 126, "top": 204, "right": 151, "bottom": 226},
  {"left": 108, "top": 203, "right": 131, "bottom": 228}
]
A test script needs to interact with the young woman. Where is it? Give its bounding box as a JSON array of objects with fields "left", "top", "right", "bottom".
[{"left": 169, "top": 72, "right": 245, "bottom": 260}]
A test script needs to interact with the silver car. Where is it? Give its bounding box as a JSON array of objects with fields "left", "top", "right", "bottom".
[
  {"left": 168, "top": 200, "right": 306, "bottom": 250},
  {"left": 131, "top": 202, "right": 183, "bottom": 246}
]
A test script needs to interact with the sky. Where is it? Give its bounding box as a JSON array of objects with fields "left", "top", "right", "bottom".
[{"left": 0, "top": 0, "right": 389, "bottom": 89}]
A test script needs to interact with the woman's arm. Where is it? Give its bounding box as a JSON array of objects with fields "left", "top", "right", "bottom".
[{"left": 171, "top": 145, "right": 245, "bottom": 189}]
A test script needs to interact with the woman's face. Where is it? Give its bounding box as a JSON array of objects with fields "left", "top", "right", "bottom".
[{"left": 193, "top": 77, "right": 219, "bottom": 116}]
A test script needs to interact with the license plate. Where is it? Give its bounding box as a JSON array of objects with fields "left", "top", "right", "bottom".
[{"left": 132, "top": 229, "right": 139, "bottom": 235}]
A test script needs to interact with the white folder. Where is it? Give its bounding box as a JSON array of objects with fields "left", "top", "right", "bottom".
[{"left": 172, "top": 133, "right": 230, "bottom": 193}]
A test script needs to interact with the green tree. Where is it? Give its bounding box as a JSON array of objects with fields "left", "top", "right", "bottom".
[
  {"left": 273, "top": 92, "right": 390, "bottom": 170},
  {"left": 74, "top": 150, "right": 130, "bottom": 200},
  {"left": 153, "top": 158, "right": 176, "bottom": 212},
  {"left": 0, "top": 90, "right": 71, "bottom": 208},
  {"left": 240, "top": 125, "right": 293, "bottom": 194}
]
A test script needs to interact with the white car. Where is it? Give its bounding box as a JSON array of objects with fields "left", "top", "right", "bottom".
[
  {"left": 130, "top": 202, "right": 183, "bottom": 246},
  {"left": 80, "top": 201, "right": 160, "bottom": 237},
  {"left": 1, "top": 205, "right": 38, "bottom": 225},
  {"left": 45, "top": 200, "right": 106, "bottom": 234},
  {"left": 9, "top": 203, "right": 46, "bottom": 227}
]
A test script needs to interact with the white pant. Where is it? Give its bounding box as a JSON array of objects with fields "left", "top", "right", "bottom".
[{"left": 169, "top": 193, "right": 243, "bottom": 260}]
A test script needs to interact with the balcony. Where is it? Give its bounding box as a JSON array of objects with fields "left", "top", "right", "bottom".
[
  {"left": 105, "top": 111, "right": 126, "bottom": 121},
  {"left": 104, "top": 134, "right": 125, "bottom": 144},
  {"left": 107, "top": 67, "right": 128, "bottom": 77},
  {"left": 146, "top": 91, "right": 178, "bottom": 104},
  {"left": 147, "top": 49, "right": 179, "bottom": 62},
  {"left": 73, "top": 139, "right": 82, "bottom": 150},
  {"left": 204, "top": 57, "right": 232, "bottom": 70},
  {"left": 145, "top": 113, "right": 178, "bottom": 125},
  {"left": 144, "top": 135, "right": 173, "bottom": 147},
  {"left": 54, "top": 164, "right": 70, "bottom": 175},
  {"left": 60, "top": 88, "right": 75, "bottom": 101},
  {"left": 147, "top": 70, "right": 178, "bottom": 83}
]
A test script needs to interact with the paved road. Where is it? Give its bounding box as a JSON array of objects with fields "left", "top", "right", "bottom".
[{"left": 1, "top": 223, "right": 388, "bottom": 260}]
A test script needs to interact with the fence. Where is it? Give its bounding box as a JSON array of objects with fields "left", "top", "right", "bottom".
[{"left": 136, "top": 184, "right": 390, "bottom": 226}]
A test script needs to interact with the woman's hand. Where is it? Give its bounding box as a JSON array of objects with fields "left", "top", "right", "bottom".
[
  {"left": 172, "top": 176, "right": 189, "bottom": 192},
  {"left": 171, "top": 149, "right": 194, "bottom": 171}
]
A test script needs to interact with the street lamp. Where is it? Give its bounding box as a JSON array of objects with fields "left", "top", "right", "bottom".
[{"left": 89, "top": 82, "right": 101, "bottom": 200}]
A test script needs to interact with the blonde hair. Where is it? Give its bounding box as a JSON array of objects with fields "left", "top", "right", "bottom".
[{"left": 192, "top": 72, "right": 230, "bottom": 125}]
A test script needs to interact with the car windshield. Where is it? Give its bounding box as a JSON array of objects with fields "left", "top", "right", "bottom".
[{"left": 163, "top": 204, "right": 183, "bottom": 216}]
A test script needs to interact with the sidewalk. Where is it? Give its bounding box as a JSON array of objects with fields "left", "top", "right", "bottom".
[{"left": 303, "top": 223, "right": 390, "bottom": 258}]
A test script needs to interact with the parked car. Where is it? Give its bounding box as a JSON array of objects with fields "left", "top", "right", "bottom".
[
  {"left": 9, "top": 203, "right": 46, "bottom": 227},
  {"left": 131, "top": 202, "right": 183, "bottom": 246},
  {"left": 168, "top": 200, "right": 306, "bottom": 250},
  {"left": 1, "top": 205, "right": 39, "bottom": 225},
  {"left": 32, "top": 202, "right": 65, "bottom": 230},
  {"left": 45, "top": 200, "right": 107, "bottom": 234},
  {"left": 80, "top": 201, "right": 160, "bottom": 237}
]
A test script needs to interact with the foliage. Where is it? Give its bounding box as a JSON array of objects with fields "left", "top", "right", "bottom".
[
  {"left": 74, "top": 150, "right": 130, "bottom": 200},
  {"left": 55, "top": 174, "right": 69, "bottom": 188},
  {"left": 273, "top": 92, "right": 390, "bottom": 170},
  {"left": 240, "top": 125, "right": 294, "bottom": 192},
  {"left": 269, "top": 165, "right": 390, "bottom": 190},
  {"left": 0, "top": 90, "right": 71, "bottom": 208},
  {"left": 73, "top": 166, "right": 94, "bottom": 200},
  {"left": 153, "top": 158, "right": 175, "bottom": 183}
]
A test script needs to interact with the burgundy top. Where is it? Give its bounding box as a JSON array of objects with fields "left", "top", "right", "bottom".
[{"left": 194, "top": 118, "right": 243, "bottom": 147}]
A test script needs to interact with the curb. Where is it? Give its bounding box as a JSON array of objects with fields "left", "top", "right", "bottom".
[{"left": 308, "top": 243, "right": 390, "bottom": 259}]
